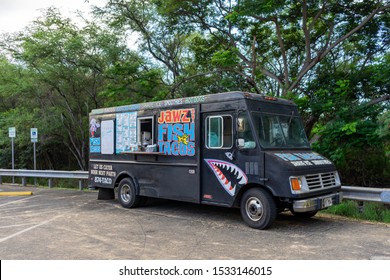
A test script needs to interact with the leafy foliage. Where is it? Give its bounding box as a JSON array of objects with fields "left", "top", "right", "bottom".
[
  {"left": 0, "top": 8, "right": 165, "bottom": 170},
  {"left": 0, "top": 1, "right": 388, "bottom": 186}
]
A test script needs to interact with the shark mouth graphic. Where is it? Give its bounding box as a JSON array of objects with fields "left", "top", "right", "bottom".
[{"left": 204, "top": 159, "right": 248, "bottom": 196}]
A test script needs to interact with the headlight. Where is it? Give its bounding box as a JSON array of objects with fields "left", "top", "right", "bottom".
[
  {"left": 289, "top": 176, "right": 309, "bottom": 194},
  {"left": 335, "top": 172, "right": 341, "bottom": 186}
]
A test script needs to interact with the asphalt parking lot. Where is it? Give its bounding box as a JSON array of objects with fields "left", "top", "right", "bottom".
[{"left": 0, "top": 184, "right": 389, "bottom": 260}]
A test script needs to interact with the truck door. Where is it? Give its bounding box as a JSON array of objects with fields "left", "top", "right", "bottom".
[{"left": 201, "top": 111, "right": 246, "bottom": 205}]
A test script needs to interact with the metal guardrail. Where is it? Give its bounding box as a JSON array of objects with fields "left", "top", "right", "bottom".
[
  {"left": 0, "top": 169, "right": 88, "bottom": 190},
  {"left": 341, "top": 186, "right": 390, "bottom": 205},
  {"left": 0, "top": 169, "right": 389, "bottom": 203}
]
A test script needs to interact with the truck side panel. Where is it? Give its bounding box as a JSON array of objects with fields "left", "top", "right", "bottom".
[{"left": 89, "top": 104, "right": 201, "bottom": 203}]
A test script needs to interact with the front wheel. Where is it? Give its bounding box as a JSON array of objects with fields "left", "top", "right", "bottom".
[
  {"left": 117, "top": 178, "right": 144, "bottom": 208},
  {"left": 240, "top": 188, "right": 277, "bottom": 230}
]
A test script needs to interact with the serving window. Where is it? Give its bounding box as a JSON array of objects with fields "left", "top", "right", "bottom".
[{"left": 137, "top": 116, "right": 156, "bottom": 152}]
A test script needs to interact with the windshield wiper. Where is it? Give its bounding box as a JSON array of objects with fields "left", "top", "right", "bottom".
[
  {"left": 287, "top": 110, "right": 294, "bottom": 129},
  {"left": 278, "top": 111, "right": 294, "bottom": 147}
]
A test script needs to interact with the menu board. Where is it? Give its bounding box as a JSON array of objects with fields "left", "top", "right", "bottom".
[{"left": 116, "top": 112, "right": 137, "bottom": 153}]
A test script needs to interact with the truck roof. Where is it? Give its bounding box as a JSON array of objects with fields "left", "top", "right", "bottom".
[{"left": 90, "top": 91, "right": 296, "bottom": 116}]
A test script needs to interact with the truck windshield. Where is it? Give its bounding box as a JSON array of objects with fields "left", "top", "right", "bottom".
[{"left": 251, "top": 112, "right": 310, "bottom": 149}]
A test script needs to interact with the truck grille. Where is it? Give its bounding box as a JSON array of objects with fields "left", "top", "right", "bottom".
[{"left": 305, "top": 172, "right": 339, "bottom": 190}]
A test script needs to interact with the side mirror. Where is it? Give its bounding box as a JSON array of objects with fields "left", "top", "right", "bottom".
[
  {"left": 237, "top": 138, "right": 245, "bottom": 149},
  {"left": 237, "top": 118, "right": 245, "bottom": 133}
]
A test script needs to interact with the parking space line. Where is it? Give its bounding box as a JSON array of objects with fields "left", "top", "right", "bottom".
[
  {"left": 0, "top": 223, "right": 38, "bottom": 229},
  {"left": 0, "top": 204, "right": 43, "bottom": 212},
  {"left": 0, "top": 215, "right": 62, "bottom": 243},
  {"left": 0, "top": 195, "right": 38, "bottom": 207},
  {"left": 0, "top": 209, "right": 70, "bottom": 219}
]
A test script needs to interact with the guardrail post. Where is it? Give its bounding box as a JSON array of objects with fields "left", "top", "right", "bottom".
[
  {"left": 0, "top": 175, "right": 2, "bottom": 184},
  {"left": 22, "top": 177, "right": 27, "bottom": 187},
  {"left": 48, "top": 179, "right": 53, "bottom": 189},
  {"left": 79, "top": 180, "right": 83, "bottom": 191},
  {"left": 357, "top": 201, "right": 365, "bottom": 213}
]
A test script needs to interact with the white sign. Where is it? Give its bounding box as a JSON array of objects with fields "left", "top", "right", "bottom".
[
  {"left": 9, "top": 127, "right": 16, "bottom": 138},
  {"left": 31, "top": 128, "right": 38, "bottom": 142},
  {"left": 101, "top": 120, "right": 115, "bottom": 155}
]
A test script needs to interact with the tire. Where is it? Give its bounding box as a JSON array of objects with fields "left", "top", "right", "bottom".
[
  {"left": 291, "top": 210, "right": 318, "bottom": 218},
  {"left": 117, "top": 178, "right": 143, "bottom": 208},
  {"left": 240, "top": 188, "right": 277, "bottom": 230}
]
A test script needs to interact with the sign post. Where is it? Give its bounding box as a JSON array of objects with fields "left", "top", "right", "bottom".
[
  {"left": 9, "top": 127, "right": 16, "bottom": 183},
  {"left": 31, "top": 128, "right": 38, "bottom": 186}
]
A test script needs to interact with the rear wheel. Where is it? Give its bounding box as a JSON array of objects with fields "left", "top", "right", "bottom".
[
  {"left": 117, "top": 178, "right": 144, "bottom": 208},
  {"left": 240, "top": 188, "right": 277, "bottom": 230}
]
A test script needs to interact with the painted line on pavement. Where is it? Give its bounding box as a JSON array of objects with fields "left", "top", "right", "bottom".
[
  {"left": 0, "top": 215, "right": 63, "bottom": 243},
  {"left": 0, "top": 195, "right": 38, "bottom": 207}
]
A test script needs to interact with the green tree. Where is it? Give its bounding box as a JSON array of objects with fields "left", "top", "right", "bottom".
[
  {"left": 1, "top": 1, "right": 388, "bottom": 187},
  {"left": 133, "top": 0, "right": 389, "bottom": 96},
  {"left": 306, "top": 55, "right": 390, "bottom": 186},
  {"left": 1, "top": 8, "right": 164, "bottom": 170}
]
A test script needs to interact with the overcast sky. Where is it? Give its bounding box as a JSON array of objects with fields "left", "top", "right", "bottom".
[{"left": 0, "top": 0, "right": 105, "bottom": 34}]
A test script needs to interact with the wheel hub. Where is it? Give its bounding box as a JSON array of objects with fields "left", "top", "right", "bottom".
[
  {"left": 120, "top": 184, "right": 131, "bottom": 203},
  {"left": 246, "top": 197, "right": 263, "bottom": 221}
]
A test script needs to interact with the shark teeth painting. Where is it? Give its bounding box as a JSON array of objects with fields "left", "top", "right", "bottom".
[{"left": 205, "top": 159, "right": 248, "bottom": 196}]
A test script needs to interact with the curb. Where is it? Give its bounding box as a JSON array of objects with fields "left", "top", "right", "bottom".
[{"left": 0, "top": 191, "right": 33, "bottom": 197}]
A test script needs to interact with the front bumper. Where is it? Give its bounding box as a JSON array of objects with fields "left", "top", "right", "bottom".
[{"left": 293, "top": 192, "right": 343, "bottom": 212}]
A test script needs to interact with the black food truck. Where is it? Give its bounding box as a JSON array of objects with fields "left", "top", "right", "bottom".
[{"left": 88, "top": 91, "right": 342, "bottom": 229}]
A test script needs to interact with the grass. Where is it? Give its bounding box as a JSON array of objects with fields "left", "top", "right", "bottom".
[{"left": 322, "top": 200, "right": 390, "bottom": 223}]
